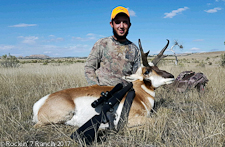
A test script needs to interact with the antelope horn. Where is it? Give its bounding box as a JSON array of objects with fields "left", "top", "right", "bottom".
[
  {"left": 138, "top": 39, "right": 150, "bottom": 67},
  {"left": 152, "top": 39, "right": 169, "bottom": 66}
]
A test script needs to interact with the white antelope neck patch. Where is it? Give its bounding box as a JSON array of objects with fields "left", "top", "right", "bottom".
[
  {"left": 141, "top": 84, "right": 155, "bottom": 108},
  {"left": 141, "top": 84, "right": 155, "bottom": 97}
]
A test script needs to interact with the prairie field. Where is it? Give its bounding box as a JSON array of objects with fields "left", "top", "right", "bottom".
[{"left": 0, "top": 52, "right": 225, "bottom": 147}]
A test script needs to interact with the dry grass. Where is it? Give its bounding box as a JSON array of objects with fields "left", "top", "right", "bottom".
[{"left": 0, "top": 54, "right": 224, "bottom": 147}]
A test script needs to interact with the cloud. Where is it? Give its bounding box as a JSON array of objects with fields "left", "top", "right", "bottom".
[
  {"left": 193, "top": 39, "right": 204, "bottom": 42},
  {"left": 86, "top": 33, "right": 96, "bottom": 40},
  {"left": 8, "top": 23, "right": 37, "bottom": 27},
  {"left": 215, "top": 0, "right": 225, "bottom": 2},
  {"left": 18, "top": 36, "right": 39, "bottom": 44},
  {"left": 0, "top": 34, "right": 94, "bottom": 57},
  {"left": 66, "top": 44, "right": 89, "bottom": 52},
  {"left": 45, "top": 36, "right": 64, "bottom": 43},
  {"left": 39, "top": 44, "right": 90, "bottom": 57},
  {"left": 53, "top": 38, "right": 64, "bottom": 42},
  {"left": 204, "top": 7, "right": 222, "bottom": 13},
  {"left": 72, "top": 33, "right": 104, "bottom": 41},
  {"left": 164, "top": 7, "right": 189, "bottom": 18},
  {"left": 1, "top": 34, "right": 103, "bottom": 57},
  {"left": 0, "top": 45, "right": 15, "bottom": 50},
  {"left": 127, "top": 8, "right": 136, "bottom": 17},
  {"left": 190, "top": 47, "right": 201, "bottom": 51},
  {"left": 44, "top": 51, "right": 52, "bottom": 54}
]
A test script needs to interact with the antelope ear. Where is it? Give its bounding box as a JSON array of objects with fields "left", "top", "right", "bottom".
[{"left": 122, "top": 67, "right": 143, "bottom": 82}]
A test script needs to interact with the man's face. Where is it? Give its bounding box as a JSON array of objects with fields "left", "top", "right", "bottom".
[{"left": 110, "top": 14, "right": 131, "bottom": 41}]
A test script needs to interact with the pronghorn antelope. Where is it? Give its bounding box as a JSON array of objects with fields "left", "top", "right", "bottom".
[{"left": 32, "top": 39, "right": 174, "bottom": 128}]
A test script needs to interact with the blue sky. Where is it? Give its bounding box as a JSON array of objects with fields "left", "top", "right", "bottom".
[{"left": 0, "top": 0, "right": 224, "bottom": 57}]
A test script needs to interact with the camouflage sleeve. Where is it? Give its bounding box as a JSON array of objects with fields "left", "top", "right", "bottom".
[{"left": 84, "top": 41, "right": 101, "bottom": 85}]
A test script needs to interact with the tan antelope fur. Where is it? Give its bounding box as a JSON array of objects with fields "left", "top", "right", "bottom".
[{"left": 32, "top": 39, "right": 174, "bottom": 128}]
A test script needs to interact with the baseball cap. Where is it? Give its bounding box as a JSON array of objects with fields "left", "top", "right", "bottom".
[{"left": 111, "top": 6, "right": 130, "bottom": 20}]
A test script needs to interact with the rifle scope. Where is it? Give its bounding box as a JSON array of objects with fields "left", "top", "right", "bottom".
[{"left": 91, "top": 83, "right": 123, "bottom": 108}]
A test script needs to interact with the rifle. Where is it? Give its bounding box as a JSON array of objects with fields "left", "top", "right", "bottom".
[{"left": 70, "top": 82, "right": 134, "bottom": 145}]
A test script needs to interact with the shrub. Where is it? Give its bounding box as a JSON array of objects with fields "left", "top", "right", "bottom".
[
  {"left": 56, "top": 59, "right": 63, "bottom": 63},
  {"left": 196, "top": 60, "right": 205, "bottom": 67},
  {"left": 220, "top": 53, "right": 225, "bottom": 67},
  {"left": 178, "top": 62, "right": 185, "bottom": 67},
  {"left": 0, "top": 54, "right": 20, "bottom": 68},
  {"left": 193, "top": 59, "right": 200, "bottom": 63},
  {"left": 43, "top": 60, "right": 49, "bottom": 65},
  {"left": 31, "top": 60, "right": 38, "bottom": 63}
]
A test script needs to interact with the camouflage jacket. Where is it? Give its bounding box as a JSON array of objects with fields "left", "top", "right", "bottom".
[{"left": 84, "top": 36, "right": 141, "bottom": 86}]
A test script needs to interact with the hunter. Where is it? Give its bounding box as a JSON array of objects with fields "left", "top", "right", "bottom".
[{"left": 84, "top": 6, "right": 141, "bottom": 86}]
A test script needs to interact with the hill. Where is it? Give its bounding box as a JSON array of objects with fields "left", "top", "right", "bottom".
[{"left": 24, "top": 54, "right": 50, "bottom": 59}]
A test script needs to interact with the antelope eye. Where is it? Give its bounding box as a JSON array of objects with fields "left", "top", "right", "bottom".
[{"left": 144, "top": 70, "right": 149, "bottom": 75}]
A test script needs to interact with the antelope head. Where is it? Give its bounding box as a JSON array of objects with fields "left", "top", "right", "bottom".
[{"left": 124, "top": 39, "right": 174, "bottom": 88}]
